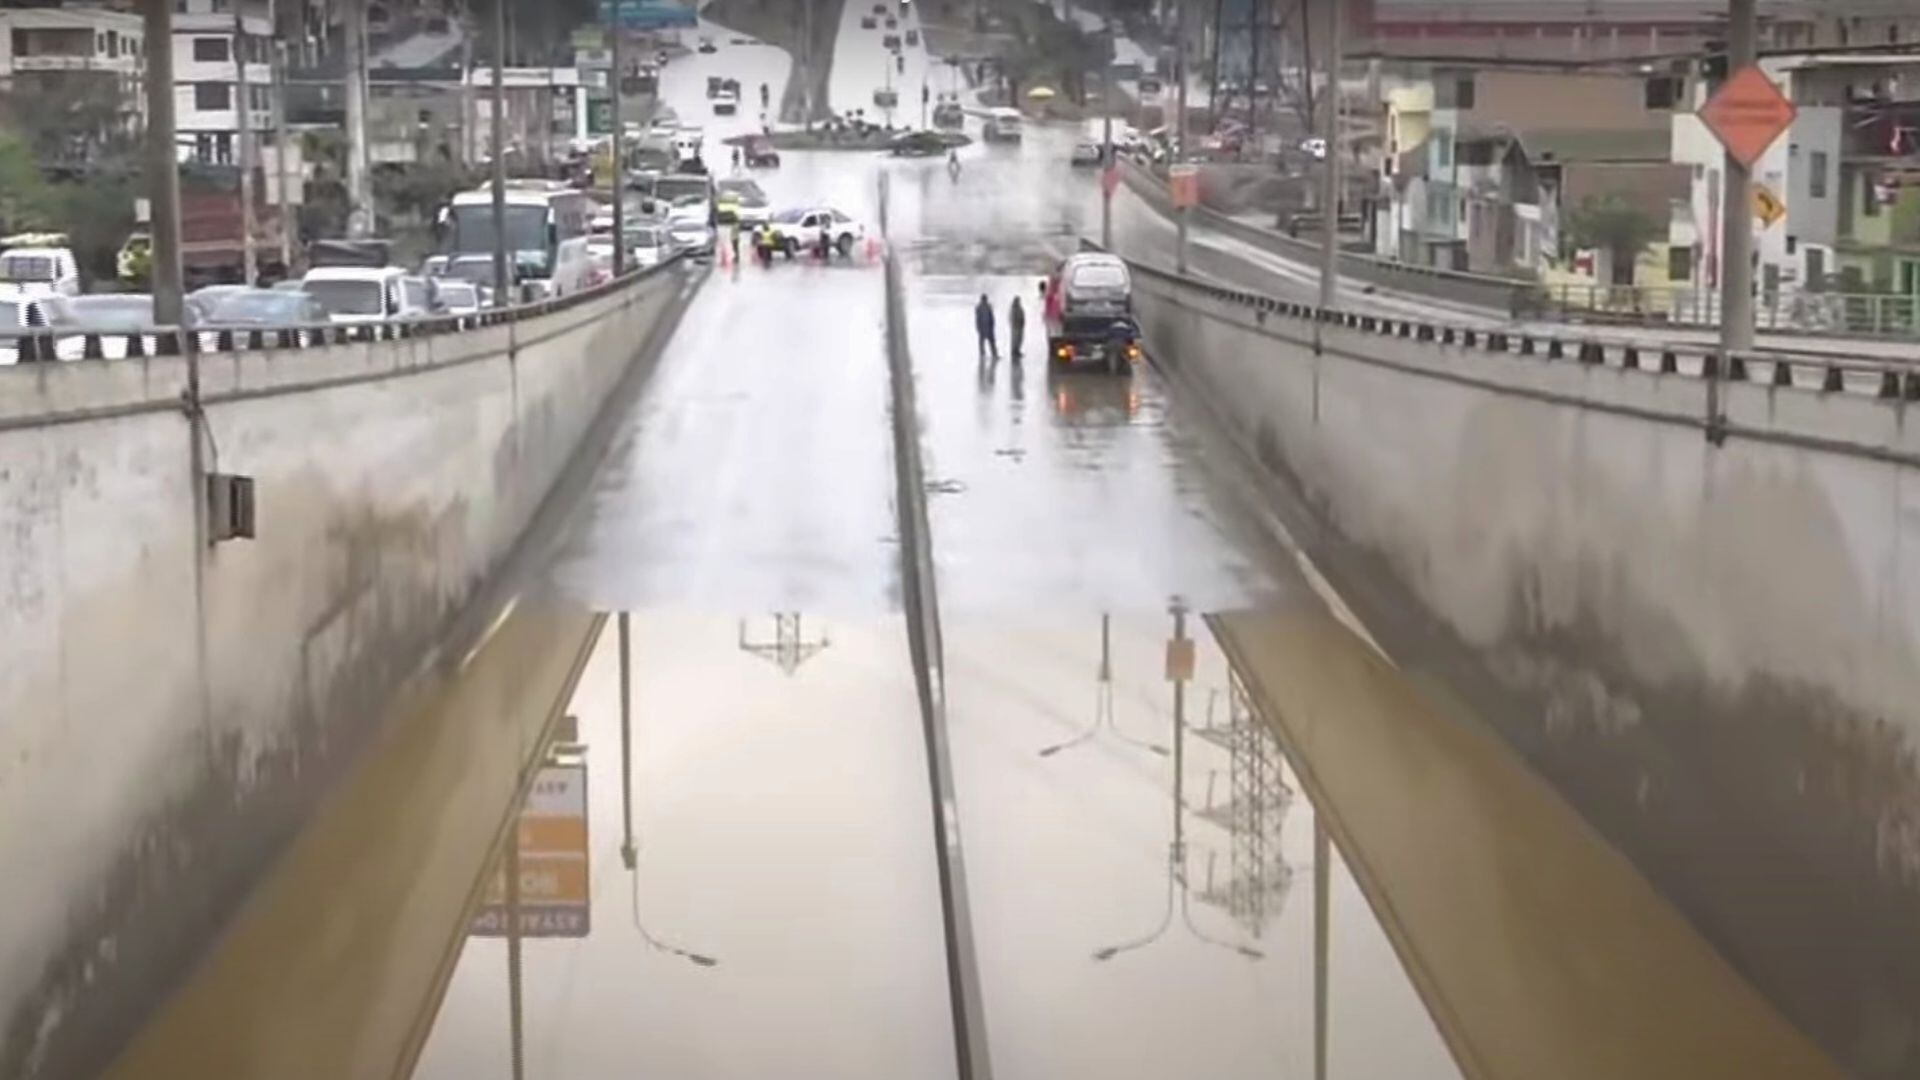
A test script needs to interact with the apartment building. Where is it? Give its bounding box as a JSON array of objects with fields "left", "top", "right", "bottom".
[
  {"left": 171, "top": 0, "right": 276, "bottom": 164},
  {"left": 0, "top": 4, "right": 146, "bottom": 160}
]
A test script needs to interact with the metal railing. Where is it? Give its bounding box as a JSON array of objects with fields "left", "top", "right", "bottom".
[
  {"left": 1122, "top": 158, "right": 1920, "bottom": 341},
  {"left": 1521, "top": 284, "right": 1920, "bottom": 339},
  {"left": 1115, "top": 248, "right": 1920, "bottom": 407},
  {"left": 0, "top": 253, "right": 690, "bottom": 366}
]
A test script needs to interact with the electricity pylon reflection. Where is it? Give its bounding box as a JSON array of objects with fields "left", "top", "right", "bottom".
[
  {"left": 737, "top": 613, "right": 831, "bottom": 676},
  {"left": 1093, "top": 601, "right": 1263, "bottom": 963}
]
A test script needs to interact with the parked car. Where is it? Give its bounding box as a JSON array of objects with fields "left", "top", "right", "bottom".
[
  {"left": 882, "top": 33, "right": 901, "bottom": 49},
  {"left": 743, "top": 134, "right": 781, "bottom": 168},
  {"left": 186, "top": 284, "right": 253, "bottom": 324},
  {"left": 205, "top": 288, "right": 331, "bottom": 326},
  {"left": 697, "top": 36, "right": 716, "bottom": 54},
  {"left": 36, "top": 295, "right": 159, "bottom": 360},
  {"left": 905, "top": 28, "right": 919, "bottom": 45},
  {"left": 714, "top": 88, "right": 739, "bottom": 115},
  {"left": 1071, "top": 142, "right": 1105, "bottom": 167},
  {"left": 767, "top": 207, "right": 867, "bottom": 258},
  {"left": 890, "top": 129, "right": 946, "bottom": 157},
  {"left": 668, "top": 218, "right": 716, "bottom": 258},
  {"left": 0, "top": 294, "right": 58, "bottom": 363},
  {"left": 301, "top": 266, "right": 427, "bottom": 324},
  {"left": 429, "top": 279, "right": 483, "bottom": 315},
  {"left": 860, "top": 14, "right": 877, "bottom": 28}
]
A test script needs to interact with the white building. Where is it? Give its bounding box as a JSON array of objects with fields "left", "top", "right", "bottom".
[
  {"left": 172, "top": 0, "right": 276, "bottom": 164},
  {"left": 0, "top": 5, "right": 146, "bottom": 149}
]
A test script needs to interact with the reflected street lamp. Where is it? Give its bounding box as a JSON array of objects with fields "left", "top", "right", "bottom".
[
  {"left": 1038, "top": 613, "right": 1170, "bottom": 758},
  {"left": 1093, "top": 600, "right": 1263, "bottom": 963}
]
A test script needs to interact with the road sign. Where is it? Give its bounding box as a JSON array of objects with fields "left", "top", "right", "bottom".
[
  {"left": 1699, "top": 66, "right": 1798, "bottom": 169},
  {"left": 1165, "top": 637, "right": 1195, "bottom": 682},
  {"left": 1101, "top": 165, "right": 1120, "bottom": 199},
  {"left": 1169, "top": 164, "right": 1199, "bottom": 209},
  {"left": 1753, "top": 184, "right": 1787, "bottom": 227},
  {"left": 471, "top": 760, "right": 591, "bottom": 939}
]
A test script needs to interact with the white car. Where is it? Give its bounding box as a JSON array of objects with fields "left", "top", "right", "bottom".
[
  {"left": 667, "top": 218, "right": 715, "bottom": 257},
  {"left": 435, "top": 279, "right": 483, "bottom": 314},
  {"left": 771, "top": 207, "right": 868, "bottom": 257},
  {"left": 302, "top": 266, "right": 430, "bottom": 324},
  {"left": 0, "top": 246, "right": 81, "bottom": 300}
]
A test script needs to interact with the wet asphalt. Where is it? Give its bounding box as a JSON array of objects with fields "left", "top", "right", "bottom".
[{"left": 103, "top": 14, "right": 1846, "bottom": 1080}]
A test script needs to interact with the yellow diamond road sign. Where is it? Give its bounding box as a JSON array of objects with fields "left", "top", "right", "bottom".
[{"left": 1754, "top": 185, "right": 1786, "bottom": 227}]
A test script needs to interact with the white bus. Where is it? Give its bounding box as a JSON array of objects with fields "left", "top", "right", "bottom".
[{"left": 444, "top": 181, "right": 595, "bottom": 300}]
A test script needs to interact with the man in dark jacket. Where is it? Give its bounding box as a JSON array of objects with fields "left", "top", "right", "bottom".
[
  {"left": 974, "top": 293, "right": 997, "bottom": 360},
  {"left": 1007, "top": 295, "right": 1026, "bottom": 358}
]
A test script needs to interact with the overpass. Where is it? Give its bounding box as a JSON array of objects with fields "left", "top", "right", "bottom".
[{"left": 5, "top": 15, "right": 1920, "bottom": 1080}]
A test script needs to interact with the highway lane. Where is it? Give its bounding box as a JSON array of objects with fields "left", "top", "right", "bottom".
[{"left": 101, "top": 17, "right": 1853, "bottom": 1080}]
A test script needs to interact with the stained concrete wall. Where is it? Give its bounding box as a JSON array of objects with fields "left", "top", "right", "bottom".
[
  {"left": 1127, "top": 262, "right": 1920, "bottom": 1078},
  {"left": 0, "top": 263, "right": 697, "bottom": 1079}
]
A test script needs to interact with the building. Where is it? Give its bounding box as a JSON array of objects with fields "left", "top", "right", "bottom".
[
  {"left": 1383, "top": 68, "right": 1680, "bottom": 276},
  {"left": 0, "top": 4, "right": 146, "bottom": 161},
  {"left": 172, "top": 0, "right": 276, "bottom": 165},
  {"left": 1671, "top": 55, "right": 1920, "bottom": 302},
  {"left": 1360, "top": 0, "right": 1920, "bottom": 62}
]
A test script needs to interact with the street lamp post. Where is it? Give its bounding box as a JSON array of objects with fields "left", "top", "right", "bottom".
[
  {"left": 1318, "top": 0, "right": 1342, "bottom": 312},
  {"left": 144, "top": 3, "right": 184, "bottom": 326},
  {"left": 490, "top": 0, "right": 509, "bottom": 305},
  {"left": 609, "top": 4, "right": 626, "bottom": 275},
  {"left": 234, "top": 4, "right": 257, "bottom": 284}
]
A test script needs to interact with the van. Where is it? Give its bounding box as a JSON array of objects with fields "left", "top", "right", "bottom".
[
  {"left": 301, "top": 266, "right": 430, "bottom": 324},
  {"left": 0, "top": 245, "right": 81, "bottom": 300},
  {"left": 983, "top": 107, "right": 1023, "bottom": 143}
]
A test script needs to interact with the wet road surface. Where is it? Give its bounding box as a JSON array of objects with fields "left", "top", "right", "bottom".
[{"left": 104, "top": 20, "right": 1848, "bottom": 1080}]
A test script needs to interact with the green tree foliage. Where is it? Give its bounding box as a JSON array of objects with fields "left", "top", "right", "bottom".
[
  {"left": 1564, "top": 193, "right": 1664, "bottom": 275},
  {"left": 0, "top": 133, "right": 57, "bottom": 235}
]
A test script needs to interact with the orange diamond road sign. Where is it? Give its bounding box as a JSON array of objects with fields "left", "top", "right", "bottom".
[{"left": 1699, "top": 65, "right": 1798, "bottom": 169}]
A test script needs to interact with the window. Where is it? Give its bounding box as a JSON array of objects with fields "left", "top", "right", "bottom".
[
  {"left": 194, "top": 81, "right": 230, "bottom": 111},
  {"left": 1645, "top": 76, "right": 1680, "bottom": 109},
  {"left": 1668, "top": 245, "right": 1694, "bottom": 282},
  {"left": 1435, "top": 129, "right": 1454, "bottom": 170},
  {"left": 250, "top": 85, "right": 270, "bottom": 111},
  {"left": 1441, "top": 76, "right": 1476, "bottom": 110},
  {"left": 192, "top": 37, "right": 230, "bottom": 62},
  {"left": 1810, "top": 151, "right": 1828, "bottom": 198},
  {"left": 106, "top": 30, "right": 118, "bottom": 55},
  {"left": 1864, "top": 173, "right": 1882, "bottom": 217}
]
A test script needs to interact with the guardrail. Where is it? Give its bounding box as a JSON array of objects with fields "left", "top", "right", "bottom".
[
  {"left": 1120, "top": 156, "right": 1530, "bottom": 312},
  {"left": 1524, "top": 283, "right": 1920, "bottom": 339},
  {"left": 0, "top": 253, "right": 689, "bottom": 365},
  {"left": 1122, "top": 158, "right": 1920, "bottom": 340},
  {"left": 1111, "top": 243, "right": 1920, "bottom": 405}
]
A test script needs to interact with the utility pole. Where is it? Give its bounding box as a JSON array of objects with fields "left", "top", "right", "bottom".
[
  {"left": 1718, "top": 0, "right": 1757, "bottom": 352},
  {"left": 272, "top": 34, "right": 294, "bottom": 272},
  {"left": 1246, "top": 0, "right": 1262, "bottom": 153},
  {"left": 491, "top": 0, "right": 510, "bottom": 305},
  {"left": 1101, "top": 16, "right": 1115, "bottom": 248},
  {"left": 1317, "top": 0, "right": 1342, "bottom": 311},
  {"left": 145, "top": 3, "right": 184, "bottom": 325},
  {"left": 234, "top": 2, "right": 257, "bottom": 284},
  {"left": 343, "top": 0, "right": 371, "bottom": 238},
  {"left": 462, "top": 4, "right": 477, "bottom": 166},
  {"left": 609, "top": 0, "right": 625, "bottom": 274},
  {"left": 1176, "top": 0, "right": 1191, "bottom": 273}
]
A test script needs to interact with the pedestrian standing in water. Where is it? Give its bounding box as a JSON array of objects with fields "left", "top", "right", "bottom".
[
  {"left": 974, "top": 293, "right": 998, "bottom": 361},
  {"left": 1007, "top": 295, "right": 1025, "bottom": 358}
]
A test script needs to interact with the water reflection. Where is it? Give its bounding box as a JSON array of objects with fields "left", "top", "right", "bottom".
[
  {"left": 1090, "top": 603, "right": 1266, "bottom": 965},
  {"left": 735, "top": 613, "right": 832, "bottom": 676}
]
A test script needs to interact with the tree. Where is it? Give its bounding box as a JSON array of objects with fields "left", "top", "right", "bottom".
[
  {"left": 0, "top": 133, "right": 56, "bottom": 235},
  {"left": 1564, "top": 194, "right": 1663, "bottom": 286}
]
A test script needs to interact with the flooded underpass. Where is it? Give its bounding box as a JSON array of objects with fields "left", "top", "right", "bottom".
[{"left": 102, "top": 118, "right": 1855, "bottom": 1080}]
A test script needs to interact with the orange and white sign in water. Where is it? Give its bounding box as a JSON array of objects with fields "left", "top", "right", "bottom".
[{"left": 471, "top": 759, "right": 592, "bottom": 938}]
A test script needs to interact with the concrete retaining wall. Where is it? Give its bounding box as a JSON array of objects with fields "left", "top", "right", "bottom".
[
  {"left": 1128, "top": 260, "right": 1920, "bottom": 1078},
  {"left": 0, "top": 263, "right": 697, "bottom": 1079}
]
